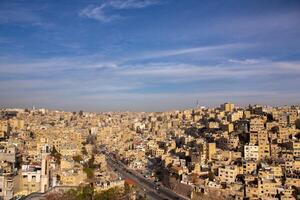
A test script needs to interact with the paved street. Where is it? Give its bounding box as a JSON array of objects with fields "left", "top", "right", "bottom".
[{"left": 106, "top": 156, "right": 190, "bottom": 200}]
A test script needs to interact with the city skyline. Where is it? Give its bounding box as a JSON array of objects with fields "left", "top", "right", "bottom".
[{"left": 1, "top": 0, "right": 300, "bottom": 111}]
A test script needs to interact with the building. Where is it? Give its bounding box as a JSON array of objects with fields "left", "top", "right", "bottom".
[
  {"left": 218, "top": 165, "right": 239, "bottom": 184},
  {"left": 207, "top": 143, "right": 216, "bottom": 162},
  {"left": 221, "top": 103, "right": 235, "bottom": 112},
  {"left": 244, "top": 145, "right": 259, "bottom": 161}
]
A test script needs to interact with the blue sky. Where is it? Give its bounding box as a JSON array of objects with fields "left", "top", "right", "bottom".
[{"left": 0, "top": 0, "right": 300, "bottom": 111}]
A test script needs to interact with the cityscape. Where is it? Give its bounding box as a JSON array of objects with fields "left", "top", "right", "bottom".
[
  {"left": 0, "top": 104, "right": 300, "bottom": 199},
  {"left": 1, "top": 0, "right": 300, "bottom": 200}
]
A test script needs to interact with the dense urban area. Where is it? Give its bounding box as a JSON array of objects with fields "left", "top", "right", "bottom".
[{"left": 0, "top": 103, "right": 300, "bottom": 200}]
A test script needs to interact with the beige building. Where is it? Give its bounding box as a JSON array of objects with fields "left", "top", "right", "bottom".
[
  {"left": 60, "top": 170, "right": 86, "bottom": 186},
  {"left": 244, "top": 145, "right": 259, "bottom": 160},
  {"left": 243, "top": 160, "right": 257, "bottom": 174},
  {"left": 207, "top": 143, "right": 216, "bottom": 162},
  {"left": 0, "top": 121, "right": 9, "bottom": 138},
  {"left": 293, "top": 141, "right": 300, "bottom": 158},
  {"left": 0, "top": 174, "right": 14, "bottom": 200},
  {"left": 218, "top": 165, "right": 239, "bottom": 184},
  {"left": 15, "top": 165, "right": 42, "bottom": 195},
  {"left": 221, "top": 103, "right": 235, "bottom": 112}
]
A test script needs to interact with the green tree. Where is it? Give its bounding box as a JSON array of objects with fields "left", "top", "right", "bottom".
[
  {"left": 83, "top": 167, "right": 94, "bottom": 179},
  {"left": 72, "top": 155, "right": 83, "bottom": 163},
  {"left": 51, "top": 146, "right": 61, "bottom": 165},
  {"left": 60, "top": 185, "right": 126, "bottom": 200}
]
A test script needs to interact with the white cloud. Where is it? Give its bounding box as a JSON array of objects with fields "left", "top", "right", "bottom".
[
  {"left": 79, "top": 0, "right": 162, "bottom": 22},
  {"left": 117, "top": 60, "right": 300, "bottom": 81},
  {"left": 109, "top": 0, "right": 161, "bottom": 9},
  {"left": 1, "top": 53, "right": 300, "bottom": 85},
  {"left": 228, "top": 58, "right": 263, "bottom": 65},
  {"left": 0, "top": 43, "right": 248, "bottom": 74},
  {"left": 79, "top": 4, "right": 120, "bottom": 22},
  {"left": 137, "top": 43, "right": 252, "bottom": 59},
  {"left": 0, "top": 55, "right": 118, "bottom": 74},
  {"left": 1, "top": 55, "right": 300, "bottom": 111}
]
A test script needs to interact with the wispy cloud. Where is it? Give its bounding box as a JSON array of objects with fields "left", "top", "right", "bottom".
[
  {"left": 1, "top": 54, "right": 299, "bottom": 86},
  {"left": 1, "top": 54, "right": 300, "bottom": 111},
  {"left": 1, "top": 38, "right": 299, "bottom": 111},
  {"left": 204, "top": 11, "right": 300, "bottom": 40},
  {"left": 0, "top": 43, "right": 249, "bottom": 75},
  {"left": 109, "top": 0, "right": 161, "bottom": 9},
  {"left": 117, "top": 60, "right": 300, "bottom": 82},
  {"left": 0, "top": 55, "right": 118, "bottom": 74},
  {"left": 79, "top": 0, "right": 162, "bottom": 22},
  {"left": 228, "top": 58, "right": 262, "bottom": 65},
  {"left": 79, "top": 4, "right": 119, "bottom": 23},
  {"left": 137, "top": 43, "right": 252, "bottom": 60}
]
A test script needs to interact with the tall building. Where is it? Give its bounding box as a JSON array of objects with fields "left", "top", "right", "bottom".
[
  {"left": 207, "top": 143, "right": 216, "bottom": 161},
  {"left": 221, "top": 103, "right": 235, "bottom": 112},
  {"left": 40, "top": 145, "right": 50, "bottom": 193},
  {"left": 249, "top": 117, "right": 265, "bottom": 144}
]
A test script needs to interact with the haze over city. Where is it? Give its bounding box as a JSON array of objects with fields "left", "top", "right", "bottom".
[{"left": 0, "top": 0, "right": 300, "bottom": 111}]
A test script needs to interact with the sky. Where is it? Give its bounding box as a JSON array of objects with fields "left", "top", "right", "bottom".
[{"left": 0, "top": 0, "right": 300, "bottom": 111}]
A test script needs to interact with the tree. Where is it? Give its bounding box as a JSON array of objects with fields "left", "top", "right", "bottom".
[
  {"left": 215, "top": 137, "right": 229, "bottom": 150},
  {"left": 295, "top": 119, "right": 300, "bottom": 129},
  {"left": 83, "top": 167, "right": 94, "bottom": 179},
  {"left": 208, "top": 171, "right": 215, "bottom": 181},
  {"left": 45, "top": 192, "right": 65, "bottom": 200},
  {"left": 29, "top": 131, "right": 35, "bottom": 138},
  {"left": 63, "top": 185, "right": 94, "bottom": 200},
  {"left": 266, "top": 113, "right": 274, "bottom": 122},
  {"left": 72, "top": 155, "right": 83, "bottom": 163},
  {"left": 51, "top": 146, "right": 62, "bottom": 165},
  {"left": 95, "top": 187, "right": 123, "bottom": 200},
  {"left": 87, "top": 155, "right": 95, "bottom": 168},
  {"left": 271, "top": 126, "right": 279, "bottom": 133},
  {"left": 58, "top": 185, "right": 126, "bottom": 200},
  {"left": 83, "top": 155, "right": 96, "bottom": 180},
  {"left": 81, "top": 147, "right": 88, "bottom": 155}
]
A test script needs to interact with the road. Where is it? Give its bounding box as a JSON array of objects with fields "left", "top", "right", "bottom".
[{"left": 106, "top": 156, "right": 190, "bottom": 200}]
